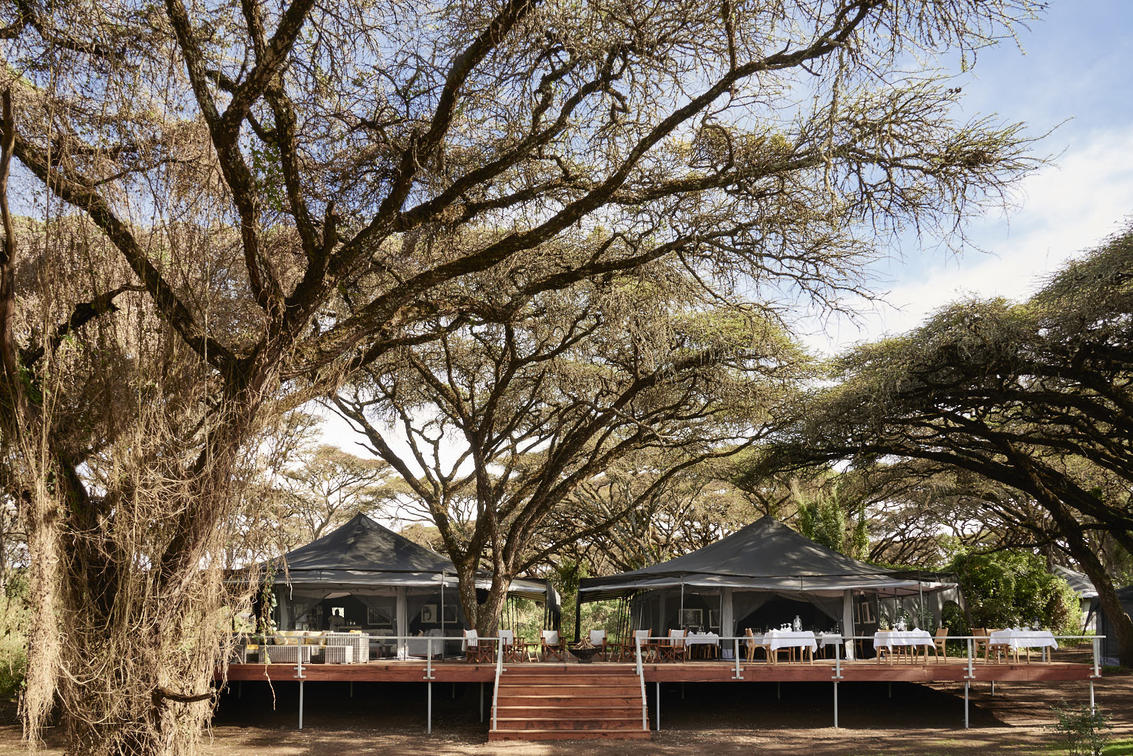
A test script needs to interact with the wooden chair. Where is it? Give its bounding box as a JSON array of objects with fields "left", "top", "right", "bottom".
[
  {"left": 540, "top": 629, "right": 564, "bottom": 661},
  {"left": 588, "top": 629, "right": 608, "bottom": 660},
  {"left": 500, "top": 629, "right": 528, "bottom": 663},
  {"left": 616, "top": 628, "right": 658, "bottom": 662},
  {"left": 660, "top": 629, "right": 688, "bottom": 662},
  {"left": 972, "top": 628, "right": 990, "bottom": 659},
  {"left": 744, "top": 628, "right": 767, "bottom": 663},
  {"left": 463, "top": 629, "right": 490, "bottom": 663},
  {"left": 932, "top": 627, "right": 949, "bottom": 661}
]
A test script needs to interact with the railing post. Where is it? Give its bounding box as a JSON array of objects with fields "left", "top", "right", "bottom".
[
  {"left": 966, "top": 637, "right": 974, "bottom": 680},
  {"left": 425, "top": 637, "right": 433, "bottom": 680},
  {"left": 635, "top": 636, "right": 648, "bottom": 732},
  {"left": 491, "top": 634, "right": 505, "bottom": 733},
  {"left": 832, "top": 641, "right": 842, "bottom": 728},
  {"left": 732, "top": 637, "right": 742, "bottom": 680}
]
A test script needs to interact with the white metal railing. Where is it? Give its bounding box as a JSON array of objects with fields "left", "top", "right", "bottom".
[
  {"left": 491, "top": 633, "right": 506, "bottom": 731},
  {"left": 635, "top": 637, "right": 647, "bottom": 731},
  {"left": 231, "top": 631, "right": 1105, "bottom": 676},
  {"left": 599, "top": 633, "right": 1103, "bottom": 669}
]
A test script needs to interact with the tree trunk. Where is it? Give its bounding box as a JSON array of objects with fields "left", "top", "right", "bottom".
[
  {"left": 1041, "top": 493, "right": 1133, "bottom": 666},
  {"left": 453, "top": 560, "right": 510, "bottom": 639}
]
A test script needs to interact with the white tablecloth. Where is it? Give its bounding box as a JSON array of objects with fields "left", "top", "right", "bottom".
[
  {"left": 874, "top": 630, "right": 933, "bottom": 650},
  {"left": 989, "top": 629, "right": 1058, "bottom": 650},
  {"left": 764, "top": 630, "right": 817, "bottom": 652},
  {"left": 686, "top": 632, "right": 720, "bottom": 646},
  {"left": 816, "top": 632, "right": 844, "bottom": 648}
]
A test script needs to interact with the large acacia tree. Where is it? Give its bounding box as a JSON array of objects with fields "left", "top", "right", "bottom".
[
  {"left": 749, "top": 228, "right": 1133, "bottom": 663},
  {"left": 0, "top": 0, "right": 1040, "bottom": 750},
  {"left": 335, "top": 267, "right": 804, "bottom": 631}
]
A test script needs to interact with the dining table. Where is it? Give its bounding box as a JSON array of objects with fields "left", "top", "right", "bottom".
[
  {"left": 987, "top": 628, "right": 1058, "bottom": 662},
  {"left": 762, "top": 629, "right": 818, "bottom": 663},
  {"left": 685, "top": 631, "right": 721, "bottom": 658},
  {"left": 873, "top": 629, "right": 934, "bottom": 663}
]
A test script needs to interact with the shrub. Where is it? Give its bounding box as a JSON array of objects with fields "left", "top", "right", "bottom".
[
  {"left": 0, "top": 572, "right": 29, "bottom": 700},
  {"left": 1049, "top": 705, "right": 1112, "bottom": 756},
  {"left": 949, "top": 550, "right": 1081, "bottom": 633}
]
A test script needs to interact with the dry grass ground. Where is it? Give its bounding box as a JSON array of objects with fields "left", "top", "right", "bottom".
[{"left": 2, "top": 669, "right": 1129, "bottom": 755}]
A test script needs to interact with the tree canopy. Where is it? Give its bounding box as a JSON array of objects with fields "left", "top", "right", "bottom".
[{"left": 748, "top": 227, "right": 1133, "bottom": 663}]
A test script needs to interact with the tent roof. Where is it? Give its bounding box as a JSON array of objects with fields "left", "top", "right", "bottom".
[
  {"left": 1053, "top": 565, "right": 1098, "bottom": 598},
  {"left": 271, "top": 514, "right": 557, "bottom": 604},
  {"left": 276, "top": 513, "right": 454, "bottom": 576},
  {"left": 580, "top": 516, "right": 923, "bottom": 597}
]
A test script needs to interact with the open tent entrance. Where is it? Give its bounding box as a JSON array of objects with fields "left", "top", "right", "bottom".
[{"left": 733, "top": 593, "right": 840, "bottom": 633}]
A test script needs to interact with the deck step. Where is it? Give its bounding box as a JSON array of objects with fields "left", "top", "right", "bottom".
[
  {"left": 494, "top": 717, "right": 643, "bottom": 730},
  {"left": 496, "top": 706, "right": 640, "bottom": 718},
  {"left": 490, "top": 665, "right": 648, "bottom": 742},
  {"left": 490, "top": 729, "right": 651, "bottom": 741}
]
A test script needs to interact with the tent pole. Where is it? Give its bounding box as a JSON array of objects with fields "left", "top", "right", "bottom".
[
  {"left": 679, "top": 580, "right": 685, "bottom": 629},
  {"left": 574, "top": 592, "right": 582, "bottom": 642},
  {"left": 440, "top": 574, "right": 445, "bottom": 637}
]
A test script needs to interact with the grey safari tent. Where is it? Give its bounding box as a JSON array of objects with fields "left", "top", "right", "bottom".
[
  {"left": 577, "top": 516, "right": 959, "bottom": 658},
  {"left": 269, "top": 513, "right": 557, "bottom": 658}
]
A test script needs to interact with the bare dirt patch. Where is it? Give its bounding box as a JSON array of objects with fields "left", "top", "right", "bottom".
[{"left": 2, "top": 671, "right": 1129, "bottom": 755}]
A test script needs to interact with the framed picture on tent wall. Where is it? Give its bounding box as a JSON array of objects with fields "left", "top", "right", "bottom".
[
  {"left": 421, "top": 604, "right": 438, "bottom": 623},
  {"left": 681, "top": 608, "right": 703, "bottom": 628}
]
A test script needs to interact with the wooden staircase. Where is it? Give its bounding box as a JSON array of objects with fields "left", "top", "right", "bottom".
[{"left": 489, "top": 665, "right": 650, "bottom": 741}]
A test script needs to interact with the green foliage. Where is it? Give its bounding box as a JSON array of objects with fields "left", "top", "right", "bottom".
[
  {"left": 795, "top": 485, "right": 850, "bottom": 555},
  {"left": 1048, "top": 705, "right": 1113, "bottom": 756},
  {"left": 0, "top": 572, "right": 29, "bottom": 700},
  {"left": 949, "top": 550, "right": 1081, "bottom": 633},
  {"left": 553, "top": 560, "right": 586, "bottom": 641}
]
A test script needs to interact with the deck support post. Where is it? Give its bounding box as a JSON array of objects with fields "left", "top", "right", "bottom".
[
  {"left": 888, "top": 682, "right": 892, "bottom": 699},
  {"left": 237, "top": 681, "right": 242, "bottom": 699},
  {"left": 990, "top": 680, "right": 994, "bottom": 696},
  {"left": 298, "top": 680, "right": 304, "bottom": 731},
  {"left": 349, "top": 681, "right": 354, "bottom": 698},
  {"left": 833, "top": 680, "right": 839, "bottom": 728},
  {"left": 480, "top": 682, "right": 484, "bottom": 723},
  {"left": 427, "top": 681, "right": 433, "bottom": 734},
  {"left": 777, "top": 681, "right": 781, "bottom": 701},
  {"left": 655, "top": 682, "right": 661, "bottom": 731},
  {"left": 963, "top": 681, "right": 969, "bottom": 729},
  {"left": 681, "top": 682, "right": 685, "bottom": 699}
]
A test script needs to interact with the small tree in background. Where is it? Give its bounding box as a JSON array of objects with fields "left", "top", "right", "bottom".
[{"left": 950, "top": 550, "right": 1081, "bottom": 634}]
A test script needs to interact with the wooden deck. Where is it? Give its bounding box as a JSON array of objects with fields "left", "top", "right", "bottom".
[{"left": 222, "top": 659, "right": 1094, "bottom": 684}]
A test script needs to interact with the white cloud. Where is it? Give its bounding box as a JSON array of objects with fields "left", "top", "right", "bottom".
[{"left": 802, "top": 127, "right": 1133, "bottom": 355}]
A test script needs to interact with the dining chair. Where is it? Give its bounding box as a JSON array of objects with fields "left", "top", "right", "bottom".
[
  {"left": 932, "top": 627, "right": 949, "bottom": 662},
  {"left": 972, "top": 627, "right": 990, "bottom": 660},
  {"left": 626, "top": 628, "right": 657, "bottom": 663},
  {"left": 660, "top": 629, "right": 688, "bottom": 662},
  {"left": 500, "top": 629, "right": 526, "bottom": 663},
  {"left": 588, "top": 629, "right": 608, "bottom": 660},
  {"left": 540, "top": 629, "right": 563, "bottom": 661},
  {"left": 463, "top": 629, "right": 489, "bottom": 663}
]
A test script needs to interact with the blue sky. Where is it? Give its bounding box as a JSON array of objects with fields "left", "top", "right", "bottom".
[{"left": 806, "top": 0, "right": 1133, "bottom": 353}]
